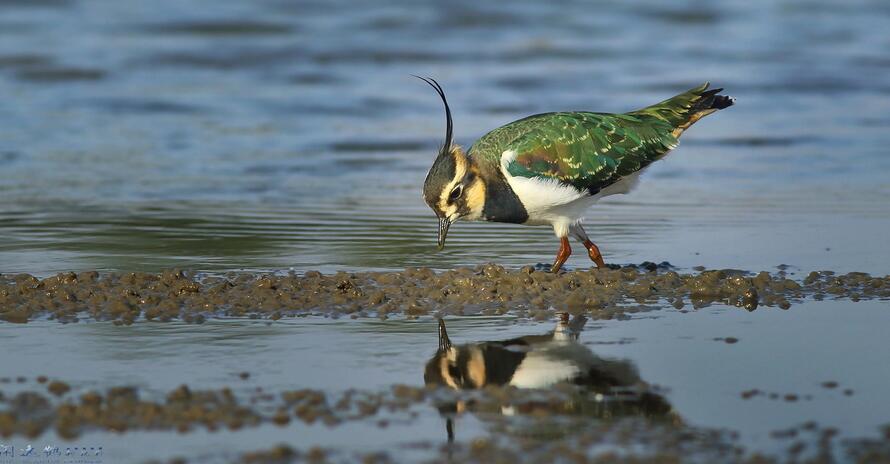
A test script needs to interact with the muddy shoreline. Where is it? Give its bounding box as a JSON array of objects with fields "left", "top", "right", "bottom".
[{"left": 1, "top": 265, "right": 887, "bottom": 324}]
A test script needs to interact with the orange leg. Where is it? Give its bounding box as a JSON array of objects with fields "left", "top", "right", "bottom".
[
  {"left": 582, "top": 239, "right": 606, "bottom": 268},
  {"left": 551, "top": 237, "right": 572, "bottom": 273}
]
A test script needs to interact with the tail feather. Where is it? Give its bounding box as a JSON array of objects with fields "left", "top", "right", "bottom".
[
  {"left": 691, "top": 87, "right": 735, "bottom": 112},
  {"left": 632, "top": 82, "right": 734, "bottom": 135},
  {"left": 711, "top": 93, "right": 735, "bottom": 110}
]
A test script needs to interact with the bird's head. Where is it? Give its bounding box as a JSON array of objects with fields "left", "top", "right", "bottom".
[
  {"left": 417, "top": 77, "right": 485, "bottom": 249},
  {"left": 423, "top": 319, "right": 487, "bottom": 390}
]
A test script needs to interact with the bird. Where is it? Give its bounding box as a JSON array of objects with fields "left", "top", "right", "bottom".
[
  {"left": 418, "top": 77, "right": 734, "bottom": 272},
  {"left": 423, "top": 316, "right": 673, "bottom": 442},
  {"left": 424, "top": 315, "right": 647, "bottom": 391}
]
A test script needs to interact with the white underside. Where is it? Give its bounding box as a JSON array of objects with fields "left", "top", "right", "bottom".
[
  {"left": 500, "top": 149, "right": 660, "bottom": 237},
  {"left": 507, "top": 335, "right": 606, "bottom": 389},
  {"left": 508, "top": 351, "right": 580, "bottom": 389}
]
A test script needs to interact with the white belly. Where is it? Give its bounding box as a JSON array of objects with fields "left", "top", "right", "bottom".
[
  {"left": 499, "top": 149, "right": 659, "bottom": 236},
  {"left": 508, "top": 351, "right": 581, "bottom": 389},
  {"left": 504, "top": 170, "right": 645, "bottom": 237}
]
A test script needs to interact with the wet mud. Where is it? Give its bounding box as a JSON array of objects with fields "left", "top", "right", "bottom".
[
  {"left": 0, "top": 378, "right": 665, "bottom": 440},
  {"left": 0, "top": 380, "right": 663, "bottom": 440},
  {"left": 0, "top": 382, "right": 418, "bottom": 440},
  {"left": 4, "top": 379, "right": 886, "bottom": 464},
  {"left": 1, "top": 266, "right": 887, "bottom": 324},
  {"left": 228, "top": 421, "right": 890, "bottom": 464}
]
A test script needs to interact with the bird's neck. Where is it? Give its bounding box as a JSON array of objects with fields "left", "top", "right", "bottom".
[{"left": 466, "top": 150, "right": 528, "bottom": 224}]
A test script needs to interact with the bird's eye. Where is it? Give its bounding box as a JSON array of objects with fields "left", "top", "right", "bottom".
[{"left": 449, "top": 185, "right": 463, "bottom": 202}]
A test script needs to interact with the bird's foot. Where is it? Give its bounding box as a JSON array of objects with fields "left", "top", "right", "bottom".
[
  {"left": 582, "top": 240, "right": 606, "bottom": 269},
  {"left": 550, "top": 237, "right": 572, "bottom": 273}
]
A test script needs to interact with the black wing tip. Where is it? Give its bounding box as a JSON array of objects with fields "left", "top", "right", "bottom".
[
  {"left": 711, "top": 94, "right": 735, "bottom": 109},
  {"left": 700, "top": 83, "right": 735, "bottom": 110},
  {"left": 698, "top": 85, "right": 735, "bottom": 110}
]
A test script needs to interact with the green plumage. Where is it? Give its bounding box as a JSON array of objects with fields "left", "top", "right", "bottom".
[{"left": 469, "top": 83, "right": 721, "bottom": 194}]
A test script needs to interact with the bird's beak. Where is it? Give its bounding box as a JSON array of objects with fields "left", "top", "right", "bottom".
[
  {"left": 437, "top": 217, "right": 451, "bottom": 250},
  {"left": 438, "top": 318, "right": 452, "bottom": 352}
]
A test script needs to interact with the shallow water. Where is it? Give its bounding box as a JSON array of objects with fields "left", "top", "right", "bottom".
[
  {"left": 1, "top": 0, "right": 889, "bottom": 275},
  {"left": 2, "top": 1, "right": 890, "bottom": 462},
  {"left": 2, "top": 300, "right": 889, "bottom": 462}
]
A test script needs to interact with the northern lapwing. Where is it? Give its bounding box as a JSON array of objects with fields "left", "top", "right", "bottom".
[{"left": 418, "top": 78, "right": 733, "bottom": 272}]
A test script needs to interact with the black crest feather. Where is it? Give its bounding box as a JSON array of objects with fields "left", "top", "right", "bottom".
[{"left": 414, "top": 75, "right": 453, "bottom": 154}]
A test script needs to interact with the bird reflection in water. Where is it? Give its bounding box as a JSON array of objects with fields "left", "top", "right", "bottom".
[{"left": 423, "top": 314, "right": 674, "bottom": 441}]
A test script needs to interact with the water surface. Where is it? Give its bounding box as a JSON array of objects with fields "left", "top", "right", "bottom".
[
  {"left": 1, "top": 0, "right": 889, "bottom": 275},
  {"left": 2, "top": 300, "right": 888, "bottom": 462}
]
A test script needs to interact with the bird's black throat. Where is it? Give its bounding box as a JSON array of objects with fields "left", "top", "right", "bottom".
[{"left": 482, "top": 174, "right": 528, "bottom": 224}]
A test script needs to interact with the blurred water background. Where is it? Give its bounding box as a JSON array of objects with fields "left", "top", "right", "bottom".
[{"left": 1, "top": 0, "right": 889, "bottom": 276}]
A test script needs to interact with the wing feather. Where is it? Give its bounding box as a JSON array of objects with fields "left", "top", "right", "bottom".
[{"left": 499, "top": 112, "right": 677, "bottom": 194}]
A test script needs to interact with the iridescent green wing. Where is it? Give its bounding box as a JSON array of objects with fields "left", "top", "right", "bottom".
[
  {"left": 469, "top": 83, "right": 722, "bottom": 193},
  {"left": 488, "top": 112, "right": 678, "bottom": 194}
]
